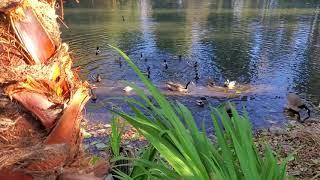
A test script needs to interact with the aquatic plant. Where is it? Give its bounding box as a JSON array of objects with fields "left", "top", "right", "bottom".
[{"left": 109, "top": 45, "right": 292, "bottom": 180}]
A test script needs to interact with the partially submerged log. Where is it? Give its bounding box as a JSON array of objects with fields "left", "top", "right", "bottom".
[{"left": 0, "top": 0, "right": 110, "bottom": 179}]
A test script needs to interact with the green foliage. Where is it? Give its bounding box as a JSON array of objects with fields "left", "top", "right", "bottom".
[
  {"left": 109, "top": 45, "right": 291, "bottom": 180},
  {"left": 110, "top": 115, "right": 124, "bottom": 157}
]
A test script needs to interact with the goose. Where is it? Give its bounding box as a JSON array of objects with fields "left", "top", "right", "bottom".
[
  {"left": 224, "top": 79, "right": 236, "bottom": 89},
  {"left": 95, "top": 47, "right": 100, "bottom": 55},
  {"left": 196, "top": 97, "right": 208, "bottom": 107},
  {"left": 286, "top": 93, "right": 311, "bottom": 122},
  {"left": 166, "top": 81, "right": 191, "bottom": 93},
  {"left": 163, "top": 59, "right": 168, "bottom": 69}
]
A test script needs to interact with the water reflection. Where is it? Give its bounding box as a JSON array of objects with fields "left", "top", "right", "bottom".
[{"left": 62, "top": 0, "right": 320, "bottom": 128}]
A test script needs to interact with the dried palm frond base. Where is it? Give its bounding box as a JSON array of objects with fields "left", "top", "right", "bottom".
[
  {"left": 0, "top": 0, "right": 110, "bottom": 178},
  {"left": 255, "top": 120, "right": 320, "bottom": 179}
]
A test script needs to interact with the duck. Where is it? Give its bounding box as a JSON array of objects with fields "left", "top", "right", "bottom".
[
  {"left": 195, "top": 72, "right": 200, "bottom": 81},
  {"left": 95, "top": 47, "right": 100, "bottom": 55},
  {"left": 166, "top": 81, "right": 191, "bottom": 93},
  {"left": 163, "top": 59, "right": 168, "bottom": 69},
  {"left": 178, "top": 55, "right": 182, "bottom": 61},
  {"left": 196, "top": 97, "right": 208, "bottom": 107},
  {"left": 207, "top": 79, "right": 215, "bottom": 87},
  {"left": 116, "top": 57, "right": 122, "bottom": 67},
  {"left": 224, "top": 79, "right": 236, "bottom": 89},
  {"left": 122, "top": 16, "right": 125, "bottom": 21},
  {"left": 95, "top": 74, "right": 102, "bottom": 82},
  {"left": 286, "top": 93, "right": 311, "bottom": 122},
  {"left": 140, "top": 52, "right": 143, "bottom": 58},
  {"left": 142, "top": 66, "right": 151, "bottom": 78},
  {"left": 123, "top": 86, "right": 133, "bottom": 93},
  {"left": 194, "top": 61, "right": 198, "bottom": 69},
  {"left": 90, "top": 88, "right": 97, "bottom": 103}
]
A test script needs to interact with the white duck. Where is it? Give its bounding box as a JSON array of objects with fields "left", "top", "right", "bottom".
[{"left": 224, "top": 79, "right": 236, "bottom": 89}]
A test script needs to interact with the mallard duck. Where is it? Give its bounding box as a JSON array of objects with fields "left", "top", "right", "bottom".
[
  {"left": 96, "top": 74, "right": 102, "bottom": 82},
  {"left": 123, "top": 86, "right": 133, "bottom": 93},
  {"left": 142, "top": 66, "right": 151, "bottom": 79},
  {"left": 95, "top": 47, "right": 100, "bottom": 55},
  {"left": 90, "top": 88, "right": 97, "bottom": 103},
  {"left": 116, "top": 57, "right": 122, "bottom": 67},
  {"left": 207, "top": 79, "right": 215, "bottom": 87},
  {"left": 224, "top": 79, "right": 236, "bottom": 89},
  {"left": 166, "top": 81, "right": 191, "bottom": 92},
  {"left": 286, "top": 93, "right": 310, "bottom": 122},
  {"left": 163, "top": 59, "right": 168, "bottom": 69},
  {"left": 194, "top": 61, "right": 198, "bottom": 69},
  {"left": 196, "top": 97, "right": 208, "bottom": 107},
  {"left": 195, "top": 72, "right": 199, "bottom": 81}
]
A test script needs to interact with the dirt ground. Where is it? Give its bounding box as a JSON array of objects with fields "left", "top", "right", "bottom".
[
  {"left": 83, "top": 117, "right": 320, "bottom": 179},
  {"left": 255, "top": 118, "right": 320, "bottom": 179}
]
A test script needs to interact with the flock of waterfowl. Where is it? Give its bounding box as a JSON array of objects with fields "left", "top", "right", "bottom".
[{"left": 92, "top": 47, "right": 311, "bottom": 123}]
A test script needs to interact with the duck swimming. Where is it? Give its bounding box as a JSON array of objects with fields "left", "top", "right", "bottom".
[
  {"left": 286, "top": 93, "right": 311, "bottom": 122},
  {"left": 224, "top": 79, "right": 236, "bottom": 89},
  {"left": 166, "top": 81, "right": 191, "bottom": 93},
  {"left": 163, "top": 59, "right": 168, "bottom": 69},
  {"left": 123, "top": 86, "right": 133, "bottom": 93},
  {"left": 95, "top": 47, "right": 100, "bottom": 55},
  {"left": 95, "top": 74, "right": 102, "bottom": 82},
  {"left": 196, "top": 97, "right": 208, "bottom": 107},
  {"left": 142, "top": 66, "right": 151, "bottom": 79},
  {"left": 90, "top": 88, "right": 97, "bottom": 103}
]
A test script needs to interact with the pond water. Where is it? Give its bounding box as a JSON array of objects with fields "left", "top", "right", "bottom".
[{"left": 62, "top": 0, "right": 320, "bottom": 128}]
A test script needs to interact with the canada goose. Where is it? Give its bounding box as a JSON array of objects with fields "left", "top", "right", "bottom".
[
  {"left": 196, "top": 97, "right": 208, "bottom": 107},
  {"left": 122, "top": 16, "right": 125, "bottom": 21},
  {"left": 163, "top": 59, "right": 168, "bottom": 69},
  {"left": 286, "top": 93, "right": 311, "bottom": 122},
  {"left": 95, "top": 74, "right": 102, "bottom": 82},
  {"left": 166, "top": 81, "right": 191, "bottom": 92},
  {"left": 95, "top": 47, "right": 100, "bottom": 55},
  {"left": 123, "top": 86, "right": 133, "bottom": 93},
  {"left": 90, "top": 88, "right": 97, "bottom": 103},
  {"left": 224, "top": 79, "right": 236, "bottom": 89}
]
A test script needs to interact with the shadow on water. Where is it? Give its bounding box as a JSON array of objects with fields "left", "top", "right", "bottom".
[{"left": 62, "top": 0, "right": 320, "bottom": 128}]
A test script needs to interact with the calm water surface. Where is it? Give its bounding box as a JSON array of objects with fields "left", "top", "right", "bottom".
[{"left": 62, "top": 0, "right": 320, "bottom": 128}]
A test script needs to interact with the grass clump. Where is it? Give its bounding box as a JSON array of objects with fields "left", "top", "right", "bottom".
[{"left": 108, "top": 45, "right": 292, "bottom": 180}]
